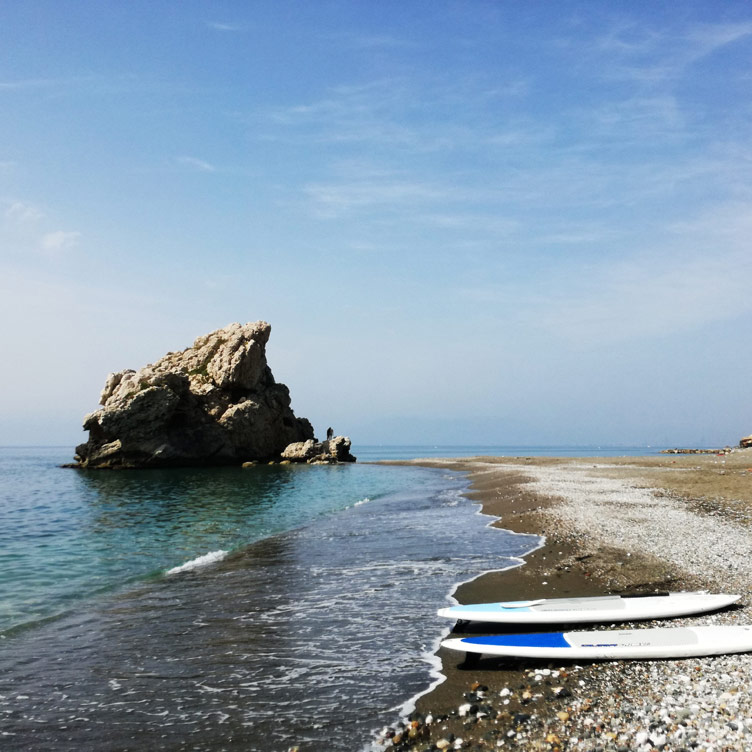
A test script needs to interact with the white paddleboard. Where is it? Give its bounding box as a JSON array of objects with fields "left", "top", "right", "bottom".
[
  {"left": 437, "top": 592, "right": 740, "bottom": 625},
  {"left": 442, "top": 625, "right": 752, "bottom": 660}
]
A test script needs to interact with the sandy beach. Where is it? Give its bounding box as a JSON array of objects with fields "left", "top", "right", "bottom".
[{"left": 378, "top": 450, "right": 752, "bottom": 751}]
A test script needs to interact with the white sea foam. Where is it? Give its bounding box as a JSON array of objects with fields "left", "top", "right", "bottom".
[
  {"left": 165, "top": 550, "right": 228, "bottom": 575},
  {"left": 365, "top": 472, "right": 547, "bottom": 748},
  {"left": 354, "top": 497, "right": 371, "bottom": 506}
]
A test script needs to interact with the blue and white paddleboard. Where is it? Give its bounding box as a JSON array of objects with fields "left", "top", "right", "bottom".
[
  {"left": 442, "top": 625, "right": 752, "bottom": 660},
  {"left": 437, "top": 592, "right": 740, "bottom": 625}
]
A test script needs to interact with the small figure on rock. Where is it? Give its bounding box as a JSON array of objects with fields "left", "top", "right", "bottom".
[{"left": 326, "top": 427, "right": 333, "bottom": 440}]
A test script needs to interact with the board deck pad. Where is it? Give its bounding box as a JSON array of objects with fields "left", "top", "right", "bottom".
[
  {"left": 442, "top": 625, "right": 752, "bottom": 660},
  {"left": 437, "top": 592, "right": 740, "bottom": 625}
]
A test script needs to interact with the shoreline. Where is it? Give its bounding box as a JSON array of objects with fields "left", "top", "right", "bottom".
[
  {"left": 398, "top": 508, "right": 547, "bottom": 724},
  {"left": 377, "top": 451, "right": 752, "bottom": 751}
]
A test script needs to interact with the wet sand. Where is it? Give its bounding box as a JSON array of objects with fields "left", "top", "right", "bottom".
[{"left": 378, "top": 450, "right": 752, "bottom": 751}]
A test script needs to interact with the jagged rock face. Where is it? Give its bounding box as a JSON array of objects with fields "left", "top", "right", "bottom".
[{"left": 74, "top": 321, "right": 314, "bottom": 468}]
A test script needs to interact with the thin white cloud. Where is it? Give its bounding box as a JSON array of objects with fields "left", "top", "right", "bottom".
[
  {"left": 2, "top": 199, "right": 83, "bottom": 258},
  {"left": 597, "top": 18, "right": 752, "bottom": 84},
  {"left": 318, "top": 30, "right": 417, "bottom": 50},
  {"left": 687, "top": 21, "right": 752, "bottom": 60},
  {"left": 554, "top": 257, "right": 749, "bottom": 341},
  {"left": 482, "top": 79, "right": 530, "bottom": 98},
  {"left": 304, "top": 179, "right": 446, "bottom": 218},
  {"left": 588, "top": 95, "right": 684, "bottom": 138},
  {"left": 416, "top": 212, "right": 520, "bottom": 235},
  {"left": 447, "top": 198, "right": 752, "bottom": 348},
  {"left": 348, "top": 34, "right": 414, "bottom": 49},
  {"left": 41, "top": 230, "right": 81, "bottom": 252},
  {"left": 555, "top": 94, "right": 690, "bottom": 155},
  {"left": 266, "top": 80, "right": 418, "bottom": 146},
  {"left": 486, "top": 124, "right": 554, "bottom": 148},
  {"left": 176, "top": 156, "right": 217, "bottom": 172},
  {"left": 531, "top": 202, "right": 752, "bottom": 343},
  {"left": 0, "top": 78, "right": 58, "bottom": 91},
  {"left": 0, "top": 75, "right": 102, "bottom": 95},
  {"left": 537, "top": 227, "right": 619, "bottom": 245},
  {"left": 207, "top": 22, "right": 244, "bottom": 32},
  {"left": 597, "top": 23, "right": 662, "bottom": 55},
  {"left": 5, "top": 201, "right": 44, "bottom": 223},
  {"left": 263, "top": 75, "right": 534, "bottom": 154}
]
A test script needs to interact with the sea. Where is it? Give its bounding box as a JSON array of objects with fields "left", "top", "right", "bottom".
[{"left": 0, "top": 444, "right": 665, "bottom": 751}]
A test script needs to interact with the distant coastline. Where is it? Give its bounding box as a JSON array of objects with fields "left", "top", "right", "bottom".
[{"left": 357, "top": 444, "right": 690, "bottom": 462}]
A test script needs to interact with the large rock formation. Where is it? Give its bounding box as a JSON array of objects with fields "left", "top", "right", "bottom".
[
  {"left": 73, "top": 321, "right": 316, "bottom": 468},
  {"left": 740, "top": 435, "right": 752, "bottom": 449}
]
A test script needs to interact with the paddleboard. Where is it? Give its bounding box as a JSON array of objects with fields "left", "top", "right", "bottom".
[
  {"left": 442, "top": 625, "right": 752, "bottom": 661},
  {"left": 437, "top": 592, "right": 740, "bottom": 625}
]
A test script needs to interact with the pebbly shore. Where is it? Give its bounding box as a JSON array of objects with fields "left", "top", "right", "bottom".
[{"left": 375, "top": 450, "right": 752, "bottom": 752}]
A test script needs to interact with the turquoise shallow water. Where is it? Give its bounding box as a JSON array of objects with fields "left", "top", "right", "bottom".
[{"left": 0, "top": 447, "right": 435, "bottom": 634}]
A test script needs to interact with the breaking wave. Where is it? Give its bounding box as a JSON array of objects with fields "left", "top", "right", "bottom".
[{"left": 165, "top": 550, "right": 228, "bottom": 575}]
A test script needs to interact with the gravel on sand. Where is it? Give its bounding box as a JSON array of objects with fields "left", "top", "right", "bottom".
[{"left": 376, "top": 451, "right": 752, "bottom": 751}]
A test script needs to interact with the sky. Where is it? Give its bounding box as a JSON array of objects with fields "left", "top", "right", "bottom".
[{"left": 1, "top": 0, "right": 752, "bottom": 448}]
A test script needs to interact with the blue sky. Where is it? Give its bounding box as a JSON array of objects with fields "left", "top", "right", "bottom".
[{"left": 2, "top": 1, "right": 752, "bottom": 447}]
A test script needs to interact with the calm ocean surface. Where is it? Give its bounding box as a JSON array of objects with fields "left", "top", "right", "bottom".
[{"left": 0, "top": 444, "right": 662, "bottom": 751}]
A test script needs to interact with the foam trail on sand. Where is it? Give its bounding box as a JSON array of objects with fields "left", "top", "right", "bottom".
[{"left": 165, "top": 550, "right": 228, "bottom": 575}]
